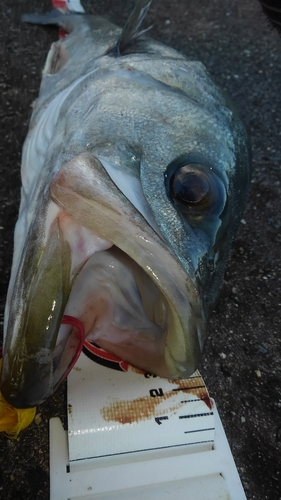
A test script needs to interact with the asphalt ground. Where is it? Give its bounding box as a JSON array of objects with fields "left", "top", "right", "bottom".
[{"left": 0, "top": 0, "right": 280, "bottom": 498}]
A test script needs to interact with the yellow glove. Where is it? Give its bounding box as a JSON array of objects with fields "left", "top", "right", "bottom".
[{"left": 0, "top": 359, "right": 36, "bottom": 439}]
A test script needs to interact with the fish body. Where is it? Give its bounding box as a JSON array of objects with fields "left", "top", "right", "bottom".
[{"left": 1, "top": 1, "right": 251, "bottom": 408}]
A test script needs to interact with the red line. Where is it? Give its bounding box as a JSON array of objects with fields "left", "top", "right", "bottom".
[
  {"left": 84, "top": 340, "right": 123, "bottom": 363},
  {"left": 83, "top": 340, "right": 129, "bottom": 371}
]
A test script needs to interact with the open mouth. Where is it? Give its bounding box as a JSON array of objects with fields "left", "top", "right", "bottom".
[
  {"left": 66, "top": 246, "right": 169, "bottom": 348},
  {"left": 52, "top": 244, "right": 171, "bottom": 389},
  {"left": 1, "top": 153, "right": 203, "bottom": 407}
]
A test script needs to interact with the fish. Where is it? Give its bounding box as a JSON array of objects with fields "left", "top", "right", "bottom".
[{"left": 0, "top": 0, "right": 251, "bottom": 408}]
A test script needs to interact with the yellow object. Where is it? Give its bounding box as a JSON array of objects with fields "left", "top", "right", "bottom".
[{"left": 0, "top": 359, "right": 36, "bottom": 439}]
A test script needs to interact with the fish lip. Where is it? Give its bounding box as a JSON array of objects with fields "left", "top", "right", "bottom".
[
  {"left": 2, "top": 343, "right": 84, "bottom": 407},
  {"left": 1, "top": 312, "right": 86, "bottom": 409},
  {"left": 0, "top": 213, "right": 73, "bottom": 408}
]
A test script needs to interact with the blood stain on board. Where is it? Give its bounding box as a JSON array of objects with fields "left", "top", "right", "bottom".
[
  {"left": 100, "top": 371, "right": 212, "bottom": 424},
  {"left": 100, "top": 392, "right": 183, "bottom": 424},
  {"left": 198, "top": 392, "right": 213, "bottom": 410}
]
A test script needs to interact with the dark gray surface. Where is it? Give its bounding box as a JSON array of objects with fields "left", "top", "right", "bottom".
[{"left": 0, "top": 1, "right": 280, "bottom": 498}]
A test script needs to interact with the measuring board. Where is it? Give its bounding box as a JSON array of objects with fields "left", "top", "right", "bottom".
[
  {"left": 50, "top": 344, "right": 247, "bottom": 499},
  {"left": 67, "top": 346, "right": 214, "bottom": 462}
]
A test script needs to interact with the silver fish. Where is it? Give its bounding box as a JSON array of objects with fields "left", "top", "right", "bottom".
[{"left": 1, "top": 0, "right": 251, "bottom": 408}]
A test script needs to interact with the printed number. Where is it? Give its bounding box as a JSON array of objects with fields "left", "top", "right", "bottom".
[
  {"left": 155, "top": 416, "right": 169, "bottom": 425},
  {"left": 149, "top": 388, "right": 164, "bottom": 397}
]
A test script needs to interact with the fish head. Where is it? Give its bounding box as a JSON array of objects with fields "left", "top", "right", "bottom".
[{"left": 1, "top": 39, "right": 250, "bottom": 409}]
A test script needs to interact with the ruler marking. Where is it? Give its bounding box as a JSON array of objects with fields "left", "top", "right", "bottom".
[
  {"left": 179, "top": 412, "right": 214, "bottom": 419},
  {"left": 180, "top": 398, "right": 202, "bottom": 404},
  {"left": 69, "top": 439, "right": 215, "bottom": 462},
  {"left": 172, "top": 384, "right": 205, "bottom": 392},
  {"left": 184, "top": 427, "right": 215, "bottom": 435}
]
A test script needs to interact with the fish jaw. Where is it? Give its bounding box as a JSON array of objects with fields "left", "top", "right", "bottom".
[
  {"left": 1, "top": 214, "right": 72, "bottom": 407},
  {"left": 1, "top": 153, "right": 203, "bottom": 408}
]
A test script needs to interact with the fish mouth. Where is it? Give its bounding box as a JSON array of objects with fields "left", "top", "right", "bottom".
[
  {"left": 1, "top": 153, "right": 203, "bottom": 408},
  {"left": 55, "top": 245, "right": 174, "bottom": 379}
]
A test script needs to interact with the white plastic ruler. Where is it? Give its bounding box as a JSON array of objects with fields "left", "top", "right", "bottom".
[
  {"left": 50, "top": 347, "right": 247, "bottom": 499},
  {"left": 67, "top": 349, "right": 214, "bottom": 465}
]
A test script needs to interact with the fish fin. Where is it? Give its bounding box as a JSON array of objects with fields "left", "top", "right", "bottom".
[
  {"left": 109, "top": 0, "right": 153, "bottom": 57},
  {"left": 22, "top": 9, "right": 82, "bottom": 33}
]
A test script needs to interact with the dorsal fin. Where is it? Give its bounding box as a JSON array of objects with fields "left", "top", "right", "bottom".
[{"left": 110, "top": 0, "right": 152, "bottom": 57}]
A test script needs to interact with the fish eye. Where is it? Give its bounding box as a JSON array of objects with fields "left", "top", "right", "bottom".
[
  {"left": 170, "top": 165, "right": 211, "bottom": 206},
  {"left": 165, "top": 158, "right": 226, "bottom": 217}
]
